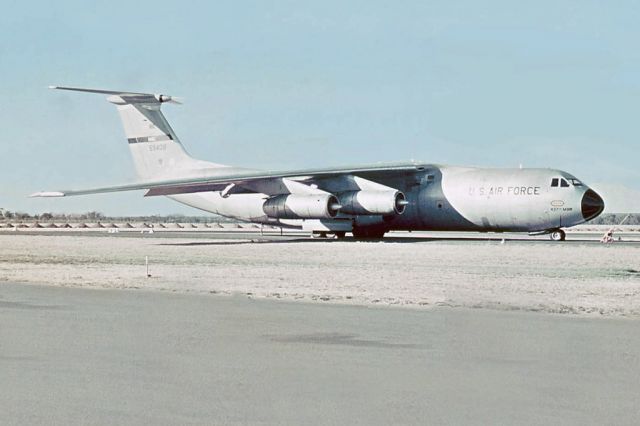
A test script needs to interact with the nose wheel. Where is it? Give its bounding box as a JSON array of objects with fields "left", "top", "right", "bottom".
[{"left": 550, "top": 229, "right": 566, "bottom": 241}]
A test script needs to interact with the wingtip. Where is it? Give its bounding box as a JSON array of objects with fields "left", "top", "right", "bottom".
[
  {"left": 30, "top": 191, "right": 65, "bottom": 198},
  {"left": 48, "top": 85, "right": 58, "bottom": 90}
]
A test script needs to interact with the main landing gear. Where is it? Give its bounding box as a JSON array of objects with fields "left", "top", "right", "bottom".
[
  {"left": 351, "top": 227, "right": 387, "bottom": 239},
  {"left": 549, "top": 229, "right": 566, "bottom": 241},
  {"left": 312, "top": 229, "right": 385, "bottom": 240},
  {"left": 311, "top": 231, "right": 347, "bottom": 239}
]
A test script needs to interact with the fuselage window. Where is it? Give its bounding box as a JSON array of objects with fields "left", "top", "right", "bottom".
[
  {"left": 551, "top": 178, "right": 559, "bottom": 187},
  {"left": 560, "top": 178, "right": 569, "bottom": 187}
]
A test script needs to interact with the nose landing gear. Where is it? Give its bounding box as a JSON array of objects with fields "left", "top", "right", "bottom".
[{"left": 550, "top": 229, "right": 566, "bottom": 241}]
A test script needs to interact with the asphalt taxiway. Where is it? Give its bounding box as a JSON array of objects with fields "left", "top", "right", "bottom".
[{"left": 1, "top": 283, "right": 638, "bottom": 425}]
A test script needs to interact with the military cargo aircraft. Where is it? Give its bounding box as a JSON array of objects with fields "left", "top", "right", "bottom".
[{"left": 32, "top": 87, "right": 604, "bottom": 241}]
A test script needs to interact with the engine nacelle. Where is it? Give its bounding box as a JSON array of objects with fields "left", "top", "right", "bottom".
[
  {"left": 337, "top": 190, "right": 406, "bottom": 215},
  {"left": 263, "top": 194, "right": 341, "bottom": 219}
]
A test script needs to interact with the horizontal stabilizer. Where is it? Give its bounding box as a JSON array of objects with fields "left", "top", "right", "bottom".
[{"left": 49, "top": 86, "right": 182, "bottom": 104}]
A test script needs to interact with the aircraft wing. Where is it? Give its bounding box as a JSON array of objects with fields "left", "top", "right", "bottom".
[{"left": 30, "top": 161, "right": 426, "bottom": 198}]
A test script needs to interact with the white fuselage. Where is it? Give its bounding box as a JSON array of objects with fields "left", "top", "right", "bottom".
[{"left": 166, "top": 165, "right": 602, "bottom": 234}]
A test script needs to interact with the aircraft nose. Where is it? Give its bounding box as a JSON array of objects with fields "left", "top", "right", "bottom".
[{"left": 581, "top": 189, "right": 605, "bottom": 221}]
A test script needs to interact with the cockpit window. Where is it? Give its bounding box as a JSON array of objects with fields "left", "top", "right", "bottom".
[
  {"left": 551, "top": 178, "right": 559, "bottom": 187},
  {"left": 569, "top": 178, "right": 583, "bottom": 186},
  {"left": 560, "top": 178, "right": 569, "bottom": 187}
]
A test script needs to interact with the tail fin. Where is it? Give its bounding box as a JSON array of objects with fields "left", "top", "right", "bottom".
[{"left": 50, "top": 86, "right": 224, "bottom": 179}]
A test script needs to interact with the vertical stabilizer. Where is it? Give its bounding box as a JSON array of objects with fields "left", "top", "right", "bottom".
[{"left": 50, "top": 86, "right": 225, "bottom": 179}]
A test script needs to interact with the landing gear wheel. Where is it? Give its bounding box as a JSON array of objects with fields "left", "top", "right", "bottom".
[
  {"left": 550, "top": 230, "right": 566, "bottom": 241},
  {"left": 334, "top": 231, "right": 346, "bottom": 239},
  {"left": 312, "top": 231, "right": 329, "bottom": 239},
  {"left": 352, "top": 227, "right": 387, "bottom": 239}
]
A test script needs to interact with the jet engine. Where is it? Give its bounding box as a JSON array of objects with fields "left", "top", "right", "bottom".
[
  {"left": 337, "top": 190, "right": 407, "bottom": 215},
  {"left": 263, "top": 194, "right": 341, "bottom": 219}
]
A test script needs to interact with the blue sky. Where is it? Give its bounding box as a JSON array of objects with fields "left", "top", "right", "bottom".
[{"left": 1, "top": 0, "right": 639, "bottom": 215}]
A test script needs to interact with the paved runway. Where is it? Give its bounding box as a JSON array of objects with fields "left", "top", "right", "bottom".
[{"left": 1, "top": 283, "right": 638, "bottom": 425}]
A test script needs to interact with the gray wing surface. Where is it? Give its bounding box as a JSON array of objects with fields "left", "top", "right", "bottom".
[{"left": 30, "top": 161, "right": 426, "bottom": 198}]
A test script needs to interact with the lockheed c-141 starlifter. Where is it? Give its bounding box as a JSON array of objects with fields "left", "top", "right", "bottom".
[{"left": 32, "top": 86, "right": 604, "bottom": 241}]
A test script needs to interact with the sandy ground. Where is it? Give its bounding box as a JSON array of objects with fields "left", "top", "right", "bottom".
[{"left": 1, "top": 233, "right": 639, "bottom": 317}]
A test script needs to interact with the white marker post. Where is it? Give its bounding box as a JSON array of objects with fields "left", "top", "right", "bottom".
[{"left": 145, "top": 256, "right": 151, "bottom": 278}]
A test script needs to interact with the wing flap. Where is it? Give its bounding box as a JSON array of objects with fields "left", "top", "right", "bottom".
[{"left": 144, "top": 183, "right": 246, "bottom": 197}]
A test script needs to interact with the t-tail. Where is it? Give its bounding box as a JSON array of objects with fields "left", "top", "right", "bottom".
[{"left": 49, "top": 86, "right": 225, "bottom": 179}]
